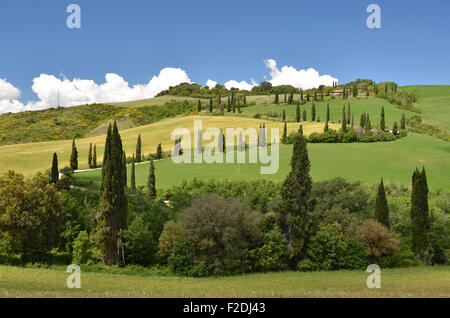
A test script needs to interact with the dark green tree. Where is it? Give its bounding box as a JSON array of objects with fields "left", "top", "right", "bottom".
[
  {"left": 197, "top": 100, "right": 202, "bottom": 112},
  {"left": 51, "top": 153, "right": 59, "bottom": 184},
  {"left": 282, "top": 109, "right": 286, "bottom": 121},
  {"left": 324, "top": 120, "right": 329, "bottom": 132},
  {"left": 326, "top": 103, "right": 330, "bottom": 122},
  {"left": 375, "top": 179, "right": 389, "bottom": 228},
  {"left": 227, "top": 96, "right": 231, "bottom": 112},
  {"left": 93, "top": 144, "right": 97, "bottom": 168},
  {"left": 88, "top": 143, "right": 93, "bottom": 168},
  {"left": 136, "top": 134, "right": 142, "bottom": 163},
  {"left": 302, "top": 109, "right": 307, "bottom": 121},
  {"left": 95, "top": 122, "right": 127, "bottom": 265},
  {"left": 130, "top": 154, "right": 136, "bottom": 190},
  {"left": 275, "top": 93, "right": 279, "bottom": 104},
  {"left": 279, "top": 132, "right": 314, "bottom": 267},
  {"left": 147, "top": 160, "right": 156, "bottom": 199},
  {"left": 311, "top": 103, "right": 316, "bottom": 121},
  {"left": 281, "top": 121, "right": 288, "bottom": 143},
  {"left": 341, "top": 106, "right": 347, "bottom": 132},
  {"left": 347, "top": 103, "right": 351, "bottom": 124},
  {"left": 400, "top": 113, "right": 406, "bottom": 129},
  {"left": 298, "top": 124, "right": 303, "bottom": 136},
  {"left": 392, "top": 122, "right": 399, "bottom": 135},
  {"left": 411, "top": 167, "right": 430, "bottom": 258},
  {"left": 380, "top": 107, "right": 386, "bottom": 131},
  {"left": 296, "top": 104, "right": 300, "bottom": 122},
  {"left": 70, "top": 138, "right": 78, "bottom": 170},
  {"left": 156, "top": 143, "right": 163, "bottom": 159}
]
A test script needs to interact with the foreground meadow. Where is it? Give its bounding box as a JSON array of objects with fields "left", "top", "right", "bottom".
[{"left": 0, "top": 265, "right": 448, "bottom": 298}]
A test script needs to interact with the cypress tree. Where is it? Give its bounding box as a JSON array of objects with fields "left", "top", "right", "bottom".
[
  {"left": 288, "top": 92, "right": 294, "bottom": 104},
  {"left": 88, "top": 143, "right": 93, "bottom": 168},
  {"left": 375, "top": 178, "right": 390, "bottom": 228},
  {"left": 400, "top": 113, "right": 406, "bottom": 129},
  {"left": 298, "top": 124, "right": 303, "bottom": 136},
  {"left": 296, "top": 104, "right": 300, "bottom": 122},
  {"left": 197, "top": 100, "right": 202, "bottom": 112},
  {"left": 342, "top": 106, "right": 347, "bottom": 132},
  {"left": 147, "top": 160, "right": 156, "bottom": 199},
  {"left": 209, "top": 97, "right": 213, "bottom": 112},
  {"left": 275, "top": 93, "right": 279, "bottom": 104},
  {"left": 232, "top": 99, "right": 236, "bottom": 113},
  {"left": 360, "top": 112, "right": 366, "bottom": 128},
  {"left": 238, "top": 99, "right": 241, "bottom": 113},
  {"left": 411, "top": 167, "right": 430, "bottom": 257},
  {"left": 365, "top": 114, "right": 371, "bottom": 132},
  {"left": 324, "top": 120, "right": 329, "bottom": 132},
  {"left": 130, "top": 154, "right": 136, "bottom": 190},
  {"left": 70, "top": 138, "right": 78, "bottom": 170},
  {"left": 281, "top": 122, "right": 288, "bottom": 143},
  {"left": 351, "top": 113, "right": 354, "bottom": 128},
  {"left": 136, "top": 134, "right": 142, "bottom": 163},
  {"left": 311, "top": 103, "right": 316, "bottom": 121},
  {"left": 96, "top": 122, "right": 127, "bottom": 265},
  {"left": 302, "top": 109, "right": 307, "bottom": 121},
  {"left": 326, "top": 103, "right": 330, "bottom": 122},
  {"left": 51, "top": 153, "right": 59, "bottom": 184},
  {"left": 392, "top": 122, "right": 399, "bottom": 135},
  {"left": 347, "top": 103, "right": 351, "bottom": 124},
  {"left": 313, "top": 89, "right": 317, "bottom": 101},
  {"left": 279, "top": 132, "right": 313, "bottom": 267},
  {"left": 93, "top": 144, "right": 97, "bottom": 168},
  {"left": 156, "top": 143, "right": 163, "bottom": 159},
  {"left": 123, "top": 151, "right": 127, "bottom": 187},
  {"left": 227, "top": 96, "right": 231, "bottom": 112},
  {"left": 300, "top": 89, "right": 303, "bottom": 102},
  {"left": 284, "top": 94, "right": 287, "bottom": 103},
  {"left": 380, "top": 107, "right": 386, "bottom": 131},
  {"left": 282, "top": 109, "right": 286, "bottom": 121}
]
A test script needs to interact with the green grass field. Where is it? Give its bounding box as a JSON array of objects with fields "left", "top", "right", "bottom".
[
  {"left": 109, "top": 95, "right": 206, "bottom": 107},
  {"left": 402, "top": 85, "right": 450, "bottom": 133},
  {"left": 0, "top": 116, "right": 336, "bottom": 178},
  {"left": 76, "top": 132, "right": 450, "bottom": 191},
  {"left": 0, "top": 265, "right": 448, "bottom": 297},
  {"left": 230, "top": 96, "right": 415, "bottom": 128}
]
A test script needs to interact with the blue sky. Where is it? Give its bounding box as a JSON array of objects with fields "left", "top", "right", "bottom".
[{"left": 0, "top": 0, "right": 449, "bottom": 107}]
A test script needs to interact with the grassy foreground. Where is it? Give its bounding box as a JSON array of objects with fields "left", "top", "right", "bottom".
[{"left": 0, "top": 265, "right": 448, "bottom": 298}]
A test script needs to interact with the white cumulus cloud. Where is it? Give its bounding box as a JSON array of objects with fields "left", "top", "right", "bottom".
[
  {"left": 0, "top": 67, "right": 191, "bottom": 114},
  {"left": 224, "top": 80, "right": 255, "bottom": 91},
  {"left": 205, "top": 79, "right": 217, "bottom": 88},
  {"left": 263, "top": 58, "right": 338, "bottom": 90}
]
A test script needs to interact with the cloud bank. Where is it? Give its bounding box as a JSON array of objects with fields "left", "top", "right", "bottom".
[
  {"left": 0, "top": 68, "right": 190, "bottom": 114},
  {"left": 0, "top": 59, "right": 338, "bottom": 114}
]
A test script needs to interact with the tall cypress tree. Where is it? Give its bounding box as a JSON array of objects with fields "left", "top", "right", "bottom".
[
  {"left": 93, "top": 144, "right": 97, "bottom": 168},
  {"left": 380, "top": 106, "right": 386, "bottom": 131},
  {"left": 279, "top": 132, "right": 313, "bottom": 267},
  {"left": 156, "top": 143, "right": 163, "bottom": 159},
  {"left": 275, "top": 93, "right": 279, "bottom": 104},
  {"left": 296, "top": 104, "right": 300, "bottom": 122},
  {"left": 400, "top": 113, "right": 406, "bottom": 129},
  {"left": 227, "top": 96, "right": 231, "bottom": 112},
  {"left": 341, "top": 106, "right": 347, "bottom": 132},
  {"left": 130, "top": 154, "right": 136, "bottom": 190},
  {"left": 326, "top": 103, "right": 330, "bottom": 122},
  {"left": 298, "top": 124, "right": 303, "bottom": 136},
  {"left": 209, "top": 97, "right": 213, "bottom": 113},
  {"left": 281, "top": 121, "right": 288, "bottom": 143},
  {"left": 136, "top": 134, "right": 142, "bottom": 163},
  {"left": 302, "top": 109, "right": 307, "bottom": 121},
  {"left": 392, "top": 122, "right": 399, "bottom": 135},
  {"left": 197, "top": 99, "right": 202, "bottom": 112},
  {"left": 347, "top": 103, "right": 351, "bottom": 124},
  {"left": 70, "top": 138, "right": 78, "bottom": 170},
  {"left": 360, "top": 112, "right": 366, "bottom": 128},
  {"left": 51, "top": 153, "right": 59, "bottom": 184},
  {"left": 147, "top": 160, "right": 156, "bottom": 199},
  {"left": 375, "top": 178, "right": 390, "bottom": 228},
  {"left": 88, "top": 143, "right": 93, "bottom": 168},
  {"left": 411, "top": 167, "right": 430, "bottom": 257},
  {"left": 311, "top": 103, "right": 316, "bottom": 121},
  {"left": 351, "top": 114, "right": 354, "bottom": 128},
  {"left": 282, "top": 109, "right": 286, "bottom": 121},
  {"left": 96, "top": 122, "right": 127, "bottom": 265}
]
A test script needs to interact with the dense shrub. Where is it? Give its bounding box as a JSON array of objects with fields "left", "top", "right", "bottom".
[
  {"left": 168, "top": 238, "right": 194, "bottom": 276},
  {"left": 341, "top": 238, "right": 368, "bottom": 269},
  {"left": 72, "top": 231, "right": 93, "bottom": 265},
  {"left": 157, "top": 221, "right": 183, "bottom": 263},
  {"left": 124, "top": 216, "right": 157, "bottom": 266}
]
